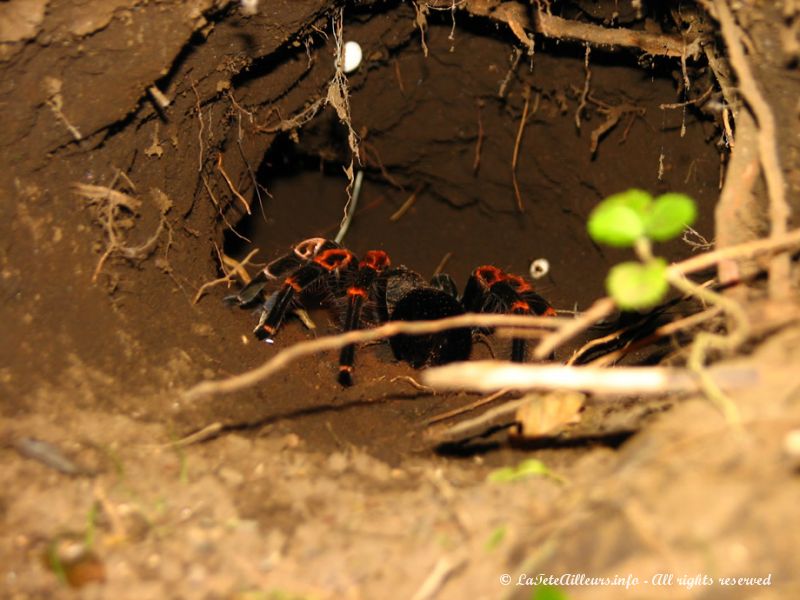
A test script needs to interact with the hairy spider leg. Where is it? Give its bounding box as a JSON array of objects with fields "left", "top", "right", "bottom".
[
  {"left": 462, "top": 266, "right": 553, "bottom": 362},
  {"left": 338, "top": 250, "right": 391, "bottom": 386},
  {"left": 502, "top": 274, "right": 557, "bottom": 317},
  {"left": 255, "top": 247, "right": 356, "bottom": 342},
  {"left": 233, "top": 238, "right": 339, "bottom": 306},
  {"left": 461, "top": 265, "right": 506, "bottom": 313},
  {"left": 429, "top": 273, "right": 459, "bottom": 298},
  {"left": 499, "top": 273, "right": 557, "bottom": 362}
]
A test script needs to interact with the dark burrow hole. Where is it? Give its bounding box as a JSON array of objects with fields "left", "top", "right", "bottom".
[{"left": 216, "top": 8, "right": 723, "bottom": 461}]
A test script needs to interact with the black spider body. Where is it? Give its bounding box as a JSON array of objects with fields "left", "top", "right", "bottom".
[{"left": 386, "top": 268, "right": 472, "bottom": 368}]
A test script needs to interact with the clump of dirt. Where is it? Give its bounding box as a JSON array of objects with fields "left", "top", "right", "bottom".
[{"left": 2, "top": 0, "right": 800, "bottom": 598}]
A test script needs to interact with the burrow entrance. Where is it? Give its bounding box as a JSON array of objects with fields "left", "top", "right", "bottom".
[{"left": 185, "top": 4, "right": 727, "bottom": 462}]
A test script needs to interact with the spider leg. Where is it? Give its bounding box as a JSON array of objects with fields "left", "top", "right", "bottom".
[
  {"left": 429, "top": 273, "right": 459, "bottom": 298},
  {"left": 338, "top": 250, "right": 391, "bottom": 386},
  {"left": 462, "top": 265, "right": 505, "bottom": 312},
  {"left": 231, "top": 254, "right": 301, "bottom": 306},
  {"left": 230, "top": 238, "right": 338, "bottom": 306},
  {"left": 255, "top": 247, "right": 356, "bottom": 342},
  {"left": 501, "top": 273, "right": 558, "bottom": 361}
]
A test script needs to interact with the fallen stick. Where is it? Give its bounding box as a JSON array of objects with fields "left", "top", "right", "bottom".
[
  {"left": 422, "top": 360, "right": 759, "bottom": 395},
  {"left": 182, "top": 313, "right": 563, "bottom": 402}
]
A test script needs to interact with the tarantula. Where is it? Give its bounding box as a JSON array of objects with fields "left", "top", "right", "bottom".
[{"left": 229, "top": 238, "right": 556, "bottom": 386}]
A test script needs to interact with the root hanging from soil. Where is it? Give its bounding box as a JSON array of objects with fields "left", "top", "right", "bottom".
[
  {"left": 193, "top": 245, "right": 260, "bottom": 305},
  {"left": 73, "top": 177, "right": 171, "bottom": 283},
  {"left": 705, "top": 0, "right": 793, "bottom": 300},
  {"left": 586, "top": 94, "right": 646, "bottom": 156},
  {"left": 511, "top": 86, "right": 532, "bottom": 212}
]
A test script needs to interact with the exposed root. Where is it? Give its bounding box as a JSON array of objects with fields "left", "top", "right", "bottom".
[
  {"left": 44, "top": 77, "right": 82, "bottom": 141},
  {"left": 190, "top": 78, "right": 205, "bottom": 173},
  {"left": 497, "top": 47, "right": 522, "bottom": 98},
  {"left": 472, "top": 100, "right": 484, "bottom": 175},
  {"left": 360, "top": 141, "right": 404, "bottom": 190},
  {"left": 216, "top": 153, "right": 251, "bottom": 215},
  {"left": 575, "top": 44, "right": 591, "bottom": 130},
  {"left": 201, "top": 175, "right": 251, "bottom": 244},
  {"left": 666, "top": 273, "right": 749, "bottom": 424},
  {"left": 255, "top": 98, "right": 325, "bottom": 134},
  {"left": 334, "top": 169, "right": 362, "bottom": 244},
  {"left": 413, "top": 1, "right": 430, "bottom": 57},
  {"left": 390, "top": 375, "right": 437, "bottom": 394},
  {"left": 73, "top": 177, "right": 170, "bottom": 283},
  {"left": 586, "top": 94, "right": 646, "bottom": 156},
  {"left": 709, "top": 0, "right": 793, "bottom": 300},
  {"left": 511, "top": 86, "right": 531, "bottom": 213},
  {"left": 327, "top": 8, "right": 361, "bottom": 236},
  {"left": 193, "top": 246, "right": 260, "bottom": 305},
  {"left": 533, "top": 297, "right": 616, "bottom": 360},
  {"left": 390, "top": 184, "right": 424, "bottom": 222},
  {"left": 455, "top": 1, "right": 696, "bottom": 58}
]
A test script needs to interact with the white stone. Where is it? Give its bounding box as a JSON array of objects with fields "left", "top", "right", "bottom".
[{"left": 343, "top": 41, "right": 363, "bottom": 74}]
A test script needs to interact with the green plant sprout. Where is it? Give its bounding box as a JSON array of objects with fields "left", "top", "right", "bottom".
[
  {"left": 487, "top": 458, "right": 567, "bottom": 484},
  {"left": 587, "top": 189, "right": 696, "bottom": 310},
  {"left": 588, "top": 189, "right": 749, "bottom": 424}
]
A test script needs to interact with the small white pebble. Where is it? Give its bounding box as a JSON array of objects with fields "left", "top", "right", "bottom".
[
  {"left": 343, "top": 41, "right": 363, "bottom": 73},
  {"left": 529, "top": 257, "right": 550, "bottom": 279}
]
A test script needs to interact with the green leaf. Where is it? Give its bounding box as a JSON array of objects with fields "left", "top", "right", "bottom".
[
  {"left": 645, "top": 193, "right": 697, "bottom": 241},
  {"left": 487, "top": 458, "right": 564, "bottom": 483},
  {"left": 484, "top": 525, "right": 507, "bottom": 551},
  {"left": 606, "top": 259, "right": 669, "bottom": 311},
  {"left": 532, "top": 587, "right": 570, "bottom": 600},
  {"left": 587, "top": 189, "right": 652, "bottom": 247},
  {"left": 606, "top": 188, "right": 653, "bottom": 214}
]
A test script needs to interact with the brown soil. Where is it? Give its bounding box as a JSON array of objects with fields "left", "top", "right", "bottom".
[{"left": 2, "top": 1, "right": 799, "bottom": 599}]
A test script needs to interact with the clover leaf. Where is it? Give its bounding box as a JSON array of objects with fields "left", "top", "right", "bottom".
[
  {"left": 606, "top": 259, "right": 669, "bottom": 310},
  {"left": 644, "top": 192, "right": 697, "bottom": 241},
  {"left": 587, "top": 189, "right": 652, "bottom": 247}
]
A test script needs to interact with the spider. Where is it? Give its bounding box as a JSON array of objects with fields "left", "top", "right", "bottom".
[
  {"left": 229, "top": 238, "right": 394, "bottom": 385},
  {"left": 229, "top": 239, "right": 556, "bottom": 385},
  {"left": 462, "top": 265, "right": 557, "bottom": 362}
]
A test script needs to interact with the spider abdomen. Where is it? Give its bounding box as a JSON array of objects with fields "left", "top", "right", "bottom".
[{"left": 389, "top": 288, "right": 472, "bottom": 368}]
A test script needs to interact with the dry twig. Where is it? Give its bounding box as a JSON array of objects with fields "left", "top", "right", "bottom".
[
  {"left": 422, "top": 360, "right": 758, "bottom": 395},
  {"left": 182, "top": 313, "right": 562, "bottom": 402},
  {"left": 426, "top": 388, "right": 511, "bottom": 425}
]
